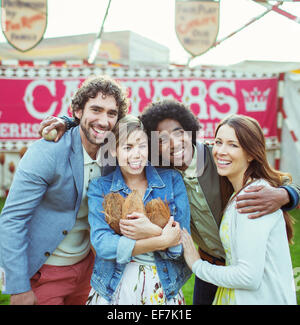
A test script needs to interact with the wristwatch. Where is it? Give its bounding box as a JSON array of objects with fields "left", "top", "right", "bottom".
[{"left": 60, "top": 116, "right": 77, "bottom": 130}]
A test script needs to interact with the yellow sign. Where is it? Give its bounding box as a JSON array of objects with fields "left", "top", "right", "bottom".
[
  {"left": 1, "top": 0, "right": 47, "bottom": 52},
  {"left": 175, "top": 0, "right": 220, "bottom": 57}
]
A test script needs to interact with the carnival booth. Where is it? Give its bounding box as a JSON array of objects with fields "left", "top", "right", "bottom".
[
  {"left": 280, "top": 70, "right": 300, "bottom": 186},
  {"left": 0, "top": 33, "right": 299, "bottom": 196}
]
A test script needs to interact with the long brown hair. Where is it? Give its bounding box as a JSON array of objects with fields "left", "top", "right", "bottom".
[{"left": 216, "top": 114, "right": 294, "bottom": 244}]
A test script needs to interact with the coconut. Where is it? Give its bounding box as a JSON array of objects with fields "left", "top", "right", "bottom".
[
  {"left": 122, "top": 190, "right": 145, "bottom": 219},
  {"left": 145, "top": 198, "right": 171, "bottom": 228},
  {"left": 103, "top": 192, "right": 125, "bottom": 234}
]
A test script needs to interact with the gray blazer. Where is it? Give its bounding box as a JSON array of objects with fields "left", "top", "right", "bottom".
[{"left": 0, "top": 127, "right": 85, "bottom": 294}]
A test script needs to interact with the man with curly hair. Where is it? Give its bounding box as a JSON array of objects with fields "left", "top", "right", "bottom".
[
  {"left": 139, "top": 99, "right": 299, "bottom": 305},
  {"left": 0, "top": 75, "right": 129, "bottom": 305}
]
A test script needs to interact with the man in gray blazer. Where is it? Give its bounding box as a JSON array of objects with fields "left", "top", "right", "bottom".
[{"left": 0, "top": 75, "right": 129, "bottom": 305}]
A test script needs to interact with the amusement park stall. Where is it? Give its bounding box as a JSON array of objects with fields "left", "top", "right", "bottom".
[
  {"left": 0, "top": 60, "right": 286, "bottom": 196},
  {"left": 280, "top": 70, "right": 300, "bottom": 186}
]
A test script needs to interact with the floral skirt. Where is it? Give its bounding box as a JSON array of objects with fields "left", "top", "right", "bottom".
[{"left": 86, "top": 261, "right": 185, "bottom": 305}]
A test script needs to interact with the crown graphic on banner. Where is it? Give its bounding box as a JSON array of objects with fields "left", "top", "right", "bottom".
[{"left": 241, "top": 87, "right": 270, "bottom": 112}]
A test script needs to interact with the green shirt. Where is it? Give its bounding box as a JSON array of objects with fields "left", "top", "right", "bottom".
[{"left": 176, "top": 146, "right": 225, "bottom": 259}]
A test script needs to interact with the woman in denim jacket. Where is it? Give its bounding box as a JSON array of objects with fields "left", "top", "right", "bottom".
[{"left": 87, "top": 115, "right": 191, "bottom": 305}]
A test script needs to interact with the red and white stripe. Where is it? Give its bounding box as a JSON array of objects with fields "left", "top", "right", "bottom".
[
  {"left": 254, "top": 0, "right": 300, "bottom": 24},
  {"left": 0, "top": 60, "right": 119, "bottom": 67},
  {"left": 213, "top": 1, "right": 283, "bottom": 48}
]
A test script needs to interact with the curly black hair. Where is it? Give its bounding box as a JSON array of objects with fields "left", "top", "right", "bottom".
[
  {"left": 71, "top": 75, "right": 129, "bottom": 124},
  {"left": 139, "top": 99, "right": 201, "bottom": 145}
]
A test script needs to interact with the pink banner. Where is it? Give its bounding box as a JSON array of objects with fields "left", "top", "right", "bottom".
[{"left": 0, "top": 76, "right": 278, "bottom": 141}]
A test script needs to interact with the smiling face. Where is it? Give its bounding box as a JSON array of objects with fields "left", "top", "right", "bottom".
[
  {"left": 75, "top": 92, "right": 119, "bottom": 156},
  {"left": 116, "top": 130, "right": 149, "bottom": 177},
  {"left": 156, "top": 118, "right": 193, "bottom": 170},
  {"left": 213, "top": 124, "right": 252, "bottom": 192}
]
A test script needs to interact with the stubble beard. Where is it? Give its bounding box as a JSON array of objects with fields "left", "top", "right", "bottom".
[{"left": 80, "top": 121, "right": 107, "bottom": 147}]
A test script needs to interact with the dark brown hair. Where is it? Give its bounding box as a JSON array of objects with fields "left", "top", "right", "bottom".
[
  {"left": 139, "top": 99, "right": 200, "bottom": 145},
  {"left": 71, "top": 75, "right": 129, "bottom": 124},
  {"left": 216, "top": 114, "right": 294, "bottom": 244},
  {"left": 111, "top": 114, "right": 146, "bottom": 150}
]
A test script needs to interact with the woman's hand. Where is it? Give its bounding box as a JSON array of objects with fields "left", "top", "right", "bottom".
[
  {"left": 38, "top": 116, "right": 67, "bottom": 142},
  {"left": 159, "top": 217, "right": 181, "bottom": 249},
  {"left": 181, "top": 228, "right": 201, "bottom": 270},
  {"left": 119, "top": 212, "right": 162, "bottom": 240}
]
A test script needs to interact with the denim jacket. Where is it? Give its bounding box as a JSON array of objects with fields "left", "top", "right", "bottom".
[{"left": 87, "top": 164, "right": 192, "bottom": 302}]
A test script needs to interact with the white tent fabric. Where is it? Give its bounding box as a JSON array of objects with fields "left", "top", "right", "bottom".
[{"left": 281, "top": 72, "right": 300, "bottom": 185}]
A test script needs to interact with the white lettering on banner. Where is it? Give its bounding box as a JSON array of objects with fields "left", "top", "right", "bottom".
[
  {"left": 60, "top": 80, "right": 81, "bottom": 116},
  {"left": 182, "top": 80, "right": 208, "bottom": 119},
  {"left": 23, "top": 80, "right": 58, "bottom": 119},
  {"left": 209, "top": 81, "right": 238, "bottom": 119},
  {"left": 0, "top": 123, "right": 40, "bottom": 138},
  {"left": 21, "top": 79, "right": 239, "bottom": 122},
  {"left": 23, "top": 79, "right": 80, "bottom": 120},
  {"left": 0, "top": 76, "right": 278, "bottom": 142},
  {"left": 152, "top": 80, "right": 182, "bottom": 102},
  {"left": 122, "top": 80, "right": 151, "bottom": 116},
  {"left": 124, "top": 80, "right": 237, "bottom": 121}
]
